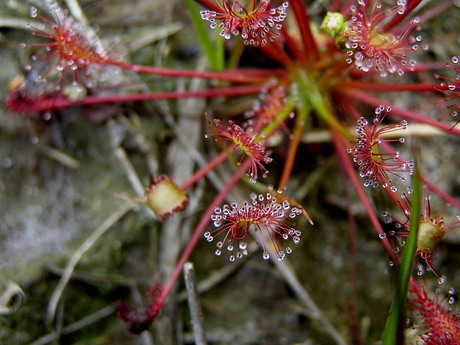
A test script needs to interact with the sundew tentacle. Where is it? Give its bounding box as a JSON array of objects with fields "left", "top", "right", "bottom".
[{"left": 205, "top": 190, "right": 303, "bottom": 261}]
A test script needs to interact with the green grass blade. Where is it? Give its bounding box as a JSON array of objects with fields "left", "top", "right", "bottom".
[
  {"left": 214, "top": 26, "right": 225, "bottom": 71},
  {"left": 185, "top": 0, "right": 224, "bottom": 71},
  {"left": 382, "top": 169, "right": 422, "bottom": 345}
]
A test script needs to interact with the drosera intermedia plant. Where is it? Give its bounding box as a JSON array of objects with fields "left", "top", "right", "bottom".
[{"left": 3, "top": 0, "right": 460, "bottom": 344}]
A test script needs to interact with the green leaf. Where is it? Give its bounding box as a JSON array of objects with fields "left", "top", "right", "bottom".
[
  {"left": 185, "top": 0, "right": 224, "bottom": 71},
  {"left": 382, "top": 168, "right": 422, "bottom": 345}
]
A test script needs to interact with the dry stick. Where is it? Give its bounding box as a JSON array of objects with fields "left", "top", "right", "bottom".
[
  {"left": 0, "top": 18, "right": 30, "bottom": 28},
  {"left": 29, "top": 305, "right": 115, "bottom": 345},
  {"left": 63, "top": 0, "right": 90, "bottom": 25},
  {"left": 252, "top": 214, "right": 344, "bottom": 344},
  {"left": 161, "top": 112, "right": 225, "bottom": 192},
  {"left": 117, "top": 117, "right": 160, "bottom": 176},
  {"left": 177, "top": 248, "right": 253, "bottom": 302},
  {"left": 127, "top": 23, "right": 183, "bottom": 52},
  {"left": 302, "top": 123, "right": 447, "bottom": 144},
  {"left": 45, "top": 202, "right": 135, "bottom": 328},
  {"left": 107, "top": 118, "right": 156, "bottom": 345},
  {"left": 107, "top": 120, "right": 145, "bottom": 196},
  {"left": 256, "top": 221, "right": 346, "bottom": 345},
  {"left": 183, "top": 262, "right": 208, "bottom": 345},
  {"left": 270, "top": 257, "right": 348, "bottom": 345},
  {"left": 38, "top": 145, "right": 80, "bottom": 169},
  {"left": 44, "top": 264, "right": 139, "bottom": 287},
  {"left": 154, "top": 85, "right": 203, "bottom": 345}
]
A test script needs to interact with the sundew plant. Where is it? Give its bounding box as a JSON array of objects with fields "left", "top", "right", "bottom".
[{"left": 1, "top": 0, "right": 460, "bottom": 344}]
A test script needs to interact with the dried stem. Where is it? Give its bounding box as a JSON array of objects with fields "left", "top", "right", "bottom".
[
  {"left": 29, "top": 305, "right": 115, "bottom": 345},
  {"left": 271, "top": 257, "right": 347, "bottom": 345},
  {"left": 45, "top": 203, "right": 135, "bottom": 328},
  {"left": 183, "top": 262, "right": 208, "bottom": 345},
  {"left": 107, "top": 120, "right": 145, "bottom": 196}
]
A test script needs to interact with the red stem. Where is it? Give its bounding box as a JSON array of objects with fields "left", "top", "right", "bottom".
[
  {"left": 418, "top": 0, "right": 456, "bottom": 24},
  {"left": 278, "top": 114, "right": 304, "bottom": 191},
  {"left": 383, "top": 0, "right": 423, "bottom": 32},
  {"left": 280, "top": 25, "right": 304, "bottom": 63},
  {"left": 341, "top": 88, "right": 460, "bottom": 136},
  {"left": 194, "top": 0, "right": 218, "bottom": 11},
  {"left": 330, "top": 0, "right": 342, "bottom": 13},
  {"left": 15, "top": 85, "right": 264, "bottom": 114},
  {"left": 340, "top": 0, "right": 357, "bottom": 15},
  {"left": 259, "top": 41, "right": 294, "bottom": 67},
  {"left": 347, "top": 62, "right": 449, "bottom": 78},
  {"left": 179, "top": 151, "right": 228, "bottom": 190},
  {"left": 82, "top": 85, "right": 263, "bottom": 104},
  {"left": 422, "top": 176, "right": 460, "bottom": 211},
  {"left": 339, "top": 81, "right": 438, "bottom": 92},
  {"left": 332, "top": 129, "right": 398, "bottom": 261},
  {"left": 110, "top": 60, "right": 276, "bottom": 84},
  {"left": 289, "top": 0, "right": 320, "bottom": 64}
]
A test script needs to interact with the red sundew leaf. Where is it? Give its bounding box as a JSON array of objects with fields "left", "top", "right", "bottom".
[
  {"left": 342, "top": 0, "right": 423, "bottom": 77},
  {"left": 205, "top": 190, "right": 303, "bottom": 261},
  {"left": 409, "top": 281, "right": 460, "bottom": 344},
  {"left": 200, "top": 0, "right": 289, "bottom": 46},
  {"left": 350, "top": 105, "right": 414, "bottom": 192},
  {"left": 206, "top": 118, "right": 272, "bottom": 182},
  {"left": 24, "top": 4, "right": 109, "bottom": 83}
]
